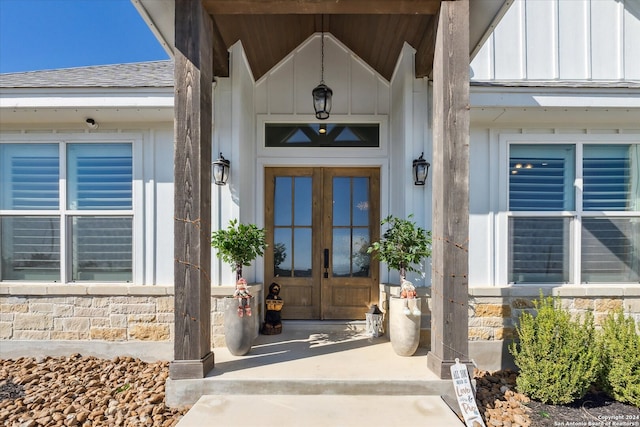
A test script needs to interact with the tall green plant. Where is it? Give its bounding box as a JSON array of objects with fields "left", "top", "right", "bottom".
[
  {"left": 367, "top": 214, "right": 431, "bottom": 279},
  {"left": 211, "top": 219, "right": 267, "bottom": 280},
  {"left": 509, "top": 294, "right": 600, "bottom": 404},
  {"left": 599, "top": 309, "right": 640, "bottom": 407}
]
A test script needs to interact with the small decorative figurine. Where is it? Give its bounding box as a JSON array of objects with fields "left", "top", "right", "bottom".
[
  {"left": 400, "top": 278, "right": 420, "bottom": 316},
  {"left": 234, "top": 278, "right": 252, "bottom": 317},
  {"left": 262, "top": 282, "right": 284, "bottom": 334}
]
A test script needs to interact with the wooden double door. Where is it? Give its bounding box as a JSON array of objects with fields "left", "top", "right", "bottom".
[{"left": 264, "top": 167, "right": 380, "bottom": 320}]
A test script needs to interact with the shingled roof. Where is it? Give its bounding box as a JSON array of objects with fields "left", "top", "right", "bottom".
[{"left": 0, "top": 60, "right": 174, "bottom": 89}]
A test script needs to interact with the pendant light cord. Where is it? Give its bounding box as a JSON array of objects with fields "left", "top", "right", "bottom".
[{"left": 320, "top": 15, "right": 325, "bottom": 84}]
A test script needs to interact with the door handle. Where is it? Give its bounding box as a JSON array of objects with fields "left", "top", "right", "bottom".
[{"left": 323, "top": 248, "right": 329, "bottom": 278}]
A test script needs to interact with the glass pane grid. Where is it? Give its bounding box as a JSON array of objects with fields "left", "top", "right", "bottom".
[
  {"left": 68, "top": 145, "right": 132, "bottom": 210},
  {"left": 581, "top": 217, "right": 640, "bottom": 283},
  {"left": 1, "top": 216, "right": 60, "bottom": 281},
  {"left": 508, "top": 217, "right": 570, "bottom": 283},
  {"left": 583, "top": 157, "right": 631, "bottom": 211},
  {"left": 2, "top": 144, "right": 60, "bottom": 210},
  {"left": 509, "top": 157, "right": 567, "bottom": 211},
  {"left": 71, "top": 216, "right": 132, "bottom": 281}
]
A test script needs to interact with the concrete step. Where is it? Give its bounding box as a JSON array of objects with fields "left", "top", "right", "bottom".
[
  {"left": 167, "top": 322, "right": 455, "bottom": 406},
  {"left": 176, "top": 394, "right": 464, "bottom": 427}
]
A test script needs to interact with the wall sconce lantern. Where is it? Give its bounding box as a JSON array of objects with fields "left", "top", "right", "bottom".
[
  {"left": 212, "top": 153, "right": 230, "bottom": 186},
  {"left": 365, "top": 304, "right": 384, "bottom": 337},
  {"left": 312, "top": 20, "right": 332, "bottom": 120},
  {"left": 413, "top": 152, "right": 430, "bottom": 186}
]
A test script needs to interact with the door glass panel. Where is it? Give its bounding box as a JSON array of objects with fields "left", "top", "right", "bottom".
[
  {"left": 274, "top": 175, "right": 313, "bottom": 277},
  {"left": 294, "top": 177, "right": 312, "bottom": 226},
  {"left": 294, "top": 228, "right": 312, "bottom": 277},
  {"left": 352, "top": 177, "right": 369, "bottom": 226},
  {"left": 352, "top": 227, "right": 370, "bottom": 277},
  {"left": 332, "top": 228, "right": 351, "bottom": 277},
  {"left": 274, "top": 228, "right": 291, "bottom": 276},
  {"left": 332, "top": 176, "right": 371, "bottom": 278},
  {"left": 333, "top": 177, "right": 351, "bottom": 226},
  {"left": 274, "top": 177, "right": 292, "bottom": 226}
]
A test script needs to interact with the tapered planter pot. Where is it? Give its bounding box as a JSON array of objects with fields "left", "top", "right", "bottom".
[
  {"left": 223, "top": 296, "right": 255, "bottom": 356},
  {"left": 389, "top": 296, "right": 421, "bottom": 356}
]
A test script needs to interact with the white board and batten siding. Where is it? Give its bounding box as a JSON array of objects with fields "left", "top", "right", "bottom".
[
  {"left": 255, "top": 34, "right": 390, "bottom": 117},
  {"left": 471, "top": 0, "right": 640, "bottom": 82}
]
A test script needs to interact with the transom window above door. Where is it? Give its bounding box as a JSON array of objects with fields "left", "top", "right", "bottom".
[{"left": 265, "top": 123, "right": 379, "bottom": 148}]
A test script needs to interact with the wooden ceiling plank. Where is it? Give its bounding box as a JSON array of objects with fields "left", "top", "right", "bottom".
[
  {"left": 211, "top": 18, "right": 230, "bottom": 77},
  {"left": 203, "top": 0, "right": 441, "bottom": 15},
  {"left": 415, "top": 14, "right": 438, "bottom": 78}
]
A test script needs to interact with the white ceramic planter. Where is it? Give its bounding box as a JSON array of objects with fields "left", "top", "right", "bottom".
[
  {"left": 388, "top": 296, "right": 421, "bottom": 356},
  {"left": 223, "top": 296, "right": 255, "bottom": 356}
]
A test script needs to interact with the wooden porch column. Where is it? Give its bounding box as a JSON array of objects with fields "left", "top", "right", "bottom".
[
  {"left": 169, "top": 0, "right": 215, "bottom": 380},
  {"left": 427, "top": 0, "right": 471, "bottom": 379}
]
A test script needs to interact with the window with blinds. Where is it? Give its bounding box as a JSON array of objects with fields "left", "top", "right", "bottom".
[
  {"left": 509, "top": 145, "right": 575, "bottom": 212},
  {"left": 1, "top": 142, "right": 133, "bottom": 283},
  {"left": 67, "top": 144, "right": 132, "bottom": 210},
  {"left": 581, "top": 145, "right": 640, "bottom": 282},
  {"left": 508, "top": 143, "right": 640, "bottom": 284}
]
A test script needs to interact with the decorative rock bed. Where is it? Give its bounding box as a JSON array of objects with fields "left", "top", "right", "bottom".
[{"left": 0, "top": 355, "right": 189, "bottom": 426}]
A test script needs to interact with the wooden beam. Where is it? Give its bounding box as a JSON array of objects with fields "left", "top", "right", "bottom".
[
  {"left": 203, "top": 0, "right": 442, "bottom": 15},
  {"left": 170, "top": 0, "right": 215, "bottom": 380},
  {"left": 427, "top": 0, "right": 470, "bottom": 380}
]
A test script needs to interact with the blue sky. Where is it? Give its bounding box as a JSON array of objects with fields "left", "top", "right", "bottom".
[{"left": 0, "top": 0, "right": 169, "bottom": 74}]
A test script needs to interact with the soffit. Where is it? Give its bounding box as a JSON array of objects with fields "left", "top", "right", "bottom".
[{"left": 135, "top": 0, "right": 509, "bottom": 81}]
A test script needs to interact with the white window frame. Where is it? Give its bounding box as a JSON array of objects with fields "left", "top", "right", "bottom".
[
  {"left": 498, "top": 133, "right": 640, "bottom": 286},
  {"left": 0, "top": 133, "right": 143, "bottom": 284}
]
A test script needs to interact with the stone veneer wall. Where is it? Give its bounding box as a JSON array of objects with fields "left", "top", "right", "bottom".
[
  {"left": 379, "top": 285, "right": 640, "bottom": 346},
  {"left": 3, "top": 283, "right": 637, "bottom": 367},
  {"left": 0, "top": 285, "right": 263, "bottom": 356},
  {"left": 467, "top": 286, "right": 640, "bottom": 342}
]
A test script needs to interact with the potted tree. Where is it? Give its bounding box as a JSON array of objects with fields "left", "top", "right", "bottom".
[
  {"left": 368, "top": 214, "right": 431, "bottom": 356},
  {"left": 211, "top": 219, "right": 267, "bottom": 355}
]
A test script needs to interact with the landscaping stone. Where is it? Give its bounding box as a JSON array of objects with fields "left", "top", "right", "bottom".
[{"left": 0, "top": 355, "right": 189, "bottom": 426}]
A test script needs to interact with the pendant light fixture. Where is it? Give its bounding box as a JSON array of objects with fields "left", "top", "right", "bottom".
[{"left": 312, "top": 16, "right": 332, "bottom": 120}]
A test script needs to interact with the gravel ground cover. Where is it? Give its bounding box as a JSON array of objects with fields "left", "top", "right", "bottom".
[
  {"left": 474, "top": 369, "right": 640, "bottom": 427},
  {"left": 2, "top": 355, "right": 638, "bottom": 427},
  {"left": 0, "top": 355, "right": 189, "bottom": 426}
]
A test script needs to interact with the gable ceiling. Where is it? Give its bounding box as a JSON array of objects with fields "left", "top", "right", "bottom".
[{"left": 134, "top": 0, "right": 509, "bottom": 82}]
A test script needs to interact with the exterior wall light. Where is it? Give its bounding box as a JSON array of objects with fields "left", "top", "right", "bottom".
[
  {"left": 312, "top": 18, "right": 332, "bottom": 120},
  {"left": 212, "top": 153, "right": 230, "bottom": 186},
  {"left": 413, "top": 152, "right": 430, "bottom": 186}
]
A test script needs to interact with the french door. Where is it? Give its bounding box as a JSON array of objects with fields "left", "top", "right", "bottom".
[{"left": 264, "top": 167, "right": 380, "bottom": 320}]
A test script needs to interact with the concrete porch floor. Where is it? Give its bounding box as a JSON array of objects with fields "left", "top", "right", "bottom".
[{"left": 168, "top": 321, "right": 465, "bottom": 426}]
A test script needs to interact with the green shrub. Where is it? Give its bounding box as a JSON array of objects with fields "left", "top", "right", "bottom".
[
  {"left": 509, "top": 294, "right": 600, "bottom": 404},
  {"left": 598, "top": 309, "right": 640, "bottom": 407}
]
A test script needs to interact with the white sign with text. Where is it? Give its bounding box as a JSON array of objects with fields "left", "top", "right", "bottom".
[{"left": 450, "top": 359, "right": 486, "bottom": 427}]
